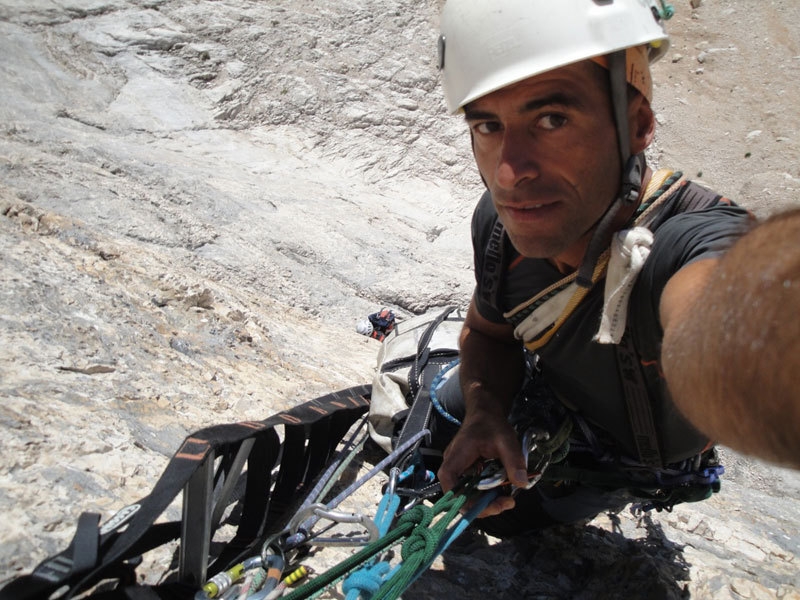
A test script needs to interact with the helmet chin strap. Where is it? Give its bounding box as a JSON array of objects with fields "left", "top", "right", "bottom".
[{"left": 575, "top": 49, "right": 645, "bottom": 288}]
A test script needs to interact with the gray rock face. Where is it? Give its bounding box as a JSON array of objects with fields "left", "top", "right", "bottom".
[{"left": 1, "top": 0, "right": 799, "bottom": 598}]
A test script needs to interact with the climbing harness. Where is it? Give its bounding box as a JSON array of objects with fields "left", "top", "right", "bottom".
[{"left": 483, "top": 170, "right": 732, "bottom": 469}]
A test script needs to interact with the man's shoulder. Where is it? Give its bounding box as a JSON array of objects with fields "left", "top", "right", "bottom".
[
  {"left": 634, "top": 188, "right": 753, "bottom": 321},
  {"left": 646, "top": 174, "right": 749, "bottom": 221},
  {"left": 651, "top": 197, "right": 753, "bottom": 246},
  {"left": 641, "top": 175, "right": 752, "bottom": 254}
]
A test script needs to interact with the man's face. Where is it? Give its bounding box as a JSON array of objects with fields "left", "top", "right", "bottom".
[{"left": 465, "top": 61, "right": 622, "bottom": 270}]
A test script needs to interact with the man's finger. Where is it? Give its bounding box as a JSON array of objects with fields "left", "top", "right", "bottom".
[
  {"left": 496, "top": 436, "right": 529, "bottom": 488},
  {"left": 473, "top": 494, "right": 515, "bottom": 518},
  {"left": 507, "top": 468, "right": 530, "bottom": 489},
  {"left": 438, "top": 457, "right": 478, "bottom": 491}
]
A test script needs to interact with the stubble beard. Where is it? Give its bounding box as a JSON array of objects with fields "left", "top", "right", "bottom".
[{"left": 504, "top": 226, "right": 575, "bottom": 261}]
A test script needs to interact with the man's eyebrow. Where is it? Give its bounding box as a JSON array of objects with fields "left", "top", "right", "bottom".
[
  {"left": 463, "top": 107, "right": 496, "bottom": 122},
  {"left": 463, "top": 92, "right": 581, "bottom": 121},
  {"left": 521, "top": 92, "right": 581, "bottom": 113}
]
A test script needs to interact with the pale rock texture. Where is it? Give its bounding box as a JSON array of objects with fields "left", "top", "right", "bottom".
[{"left": 1, "top": 0, "right": 799, "bottom": 598}]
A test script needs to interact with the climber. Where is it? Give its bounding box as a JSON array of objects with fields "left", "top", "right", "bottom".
[
  {"left": 432, "top": 0, "right": 800, "bottom": 536},
  {"left": 356, "top": 308, "right": 396, "bottom": 342}
]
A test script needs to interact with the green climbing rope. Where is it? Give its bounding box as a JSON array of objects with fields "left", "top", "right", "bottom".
[
  {"left": 280, "top": 489, "right": 469, "bottom": 600},
  {"left": 373, "top": 490, "right": 469, "bottom": 599}
]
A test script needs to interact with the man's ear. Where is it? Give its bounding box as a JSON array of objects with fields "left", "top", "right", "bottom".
[{"left": 629, "top": 94, "right": 655, "bottom": 155}]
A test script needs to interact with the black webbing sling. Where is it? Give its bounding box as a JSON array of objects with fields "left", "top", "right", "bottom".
[
  {"left": 383, "top": 306, "right": 462, "bottom": 478},
  {"left": 620, "top": 179, "right": 728, "bottom": 467},
  {"left": 0, "top": 386, "right": 371, "bottom": 600}
]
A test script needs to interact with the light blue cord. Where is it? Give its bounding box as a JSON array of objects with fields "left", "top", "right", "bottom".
[
  {"left": 429, "top": 359, "right": 462, "bottom": 426},
  {"left": 407, "top": 489, "right": 499, "bottom": 589},
  {"left": 343, "top": 563, "right": 400, "bottom": 600},
  {"left": 342, "top": 467, "right": 406, "bottom": 599},
  {"left": 374, "top": 485, "right": 401, "bottom": 537}
]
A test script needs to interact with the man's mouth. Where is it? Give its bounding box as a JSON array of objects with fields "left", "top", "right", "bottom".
[{"left": 502, "top": 201, "right": 557, "bottom": 216}]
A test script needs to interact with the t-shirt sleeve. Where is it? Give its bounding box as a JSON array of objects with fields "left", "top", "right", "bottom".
[
  {"left": 471, "top": 190, "right": 508, "bottom": 323},
  {"left": 637, "top": 204, "right": 755, "bottom": 317}
]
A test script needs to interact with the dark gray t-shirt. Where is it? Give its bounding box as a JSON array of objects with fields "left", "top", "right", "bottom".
[{"left": 472, "top": 187, "right": 753, "bottom": 463}]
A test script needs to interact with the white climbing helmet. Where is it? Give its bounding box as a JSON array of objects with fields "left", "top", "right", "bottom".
[
  {"left": 356, "top": 319, "right": 373, "bottom": 336},
  {"left": 438, "top": 0, "right": 671, "bottom": 113}
]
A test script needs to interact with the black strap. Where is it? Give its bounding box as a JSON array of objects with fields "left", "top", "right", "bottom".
[
  {"left": 576, "top": 153, "right": 646, "bottom": 288},
  {"left": 395, "top": 307, "right": 460, "bottom": 470},
  {"left": 407, "top": 306, "right": 457, "bottom": 398},
  {"left": 614, "top": 179, "right": 726, "bottom": 467},
  {"left": 0, "top": 513, "right": 102, "bottom": 600},
  {"left": 1, "top": 386, "right": 371, "bottom": 600},
  {"left": 616, "top": 330, "right": 663, "bottom": 467},
  {"left": 477, "top": 217, "right": 508, "bottom": 312}
]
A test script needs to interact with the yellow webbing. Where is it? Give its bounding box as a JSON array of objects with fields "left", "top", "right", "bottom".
[
  {"left": 509, "top": 168, "right": 676, "bottom": 352},
  {"left": 523, "top": 250, "right": 610, "bottom": 352}
]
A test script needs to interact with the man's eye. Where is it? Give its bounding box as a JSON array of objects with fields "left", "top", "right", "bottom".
[
  {"left": 539, "top": 114, "right": 567, "bottom": 130},
  {"left": 473, "top": 122, "right": 501, "bottom": 135}
]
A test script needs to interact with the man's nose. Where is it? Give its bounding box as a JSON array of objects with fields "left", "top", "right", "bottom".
[{"left": 495, "top": 128, "right": 539, "bottom": 190}]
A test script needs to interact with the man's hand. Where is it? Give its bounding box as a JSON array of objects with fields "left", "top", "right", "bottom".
[
  {"left": 437, "top": 409, "right": 529, "bottom": 517},
  {"left": 440, "top": 299, "right": 528, "bottom": 515}
]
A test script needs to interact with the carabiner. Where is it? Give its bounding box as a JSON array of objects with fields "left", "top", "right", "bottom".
[
  {"left": 386, "top": 466, "right": 401, "bottom": 498},
  {"left": 476, "top": 460, "right": 507, "bottom": 490},
  {"left": 288, "top": 503, "right": 379, "bottom": 547},
  {"left": 476, "top": 426, "right": 552, "bottom": 491}
]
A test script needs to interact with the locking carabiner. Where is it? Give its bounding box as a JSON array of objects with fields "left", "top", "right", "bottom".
[{"left": 476, "top": 426, "right": 552, "bottom": 492}]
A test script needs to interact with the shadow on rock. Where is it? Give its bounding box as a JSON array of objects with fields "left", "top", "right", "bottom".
[{"left": 410, "top": 513, "right": 689, "bottom": 600}]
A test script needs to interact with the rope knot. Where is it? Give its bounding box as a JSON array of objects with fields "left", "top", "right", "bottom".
[
  {"left": 400, "top": 525, "right": 436, "bottom": 562},
  {"left": 343, "top": 562, "right": 392, "bottom": 598},
  {"left": 396, "top": 503, "right": 431, "bottom": 529}
]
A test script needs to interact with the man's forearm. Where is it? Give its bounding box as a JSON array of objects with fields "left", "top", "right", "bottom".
[
  {"left": 458, "top": 302, "right": 526, "bottom": 421},
  {"left": 662, "top": 207, "right": 800, "bottom": 468},
  {"left": 437, "top": 300, "right": 530, "bottom": 497}
]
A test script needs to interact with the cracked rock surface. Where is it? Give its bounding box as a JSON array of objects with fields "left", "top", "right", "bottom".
[{"left": 1, "top": 1, "right": 799, "bottom": 598}]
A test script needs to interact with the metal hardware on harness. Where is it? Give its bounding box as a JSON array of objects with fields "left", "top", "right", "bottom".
[
  {"left": 386, "top": 466, "right": 400, "bottom": 498},
  {"left": 476, "top": 427, "right": 552, "bottom": 491},
  {"left": 389, "top": 463, "right": 439, "bottom": 514},
  {"left": 287, "top": 503, "right": 379, "bottom": 547},
  {"left": 386, "top": 466, "right": 421, "bottom": 514}
]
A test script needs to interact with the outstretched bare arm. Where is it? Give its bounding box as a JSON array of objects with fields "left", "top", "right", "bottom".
[{"left": 661, "top": 207, "right": 800, "bottom": 468}]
